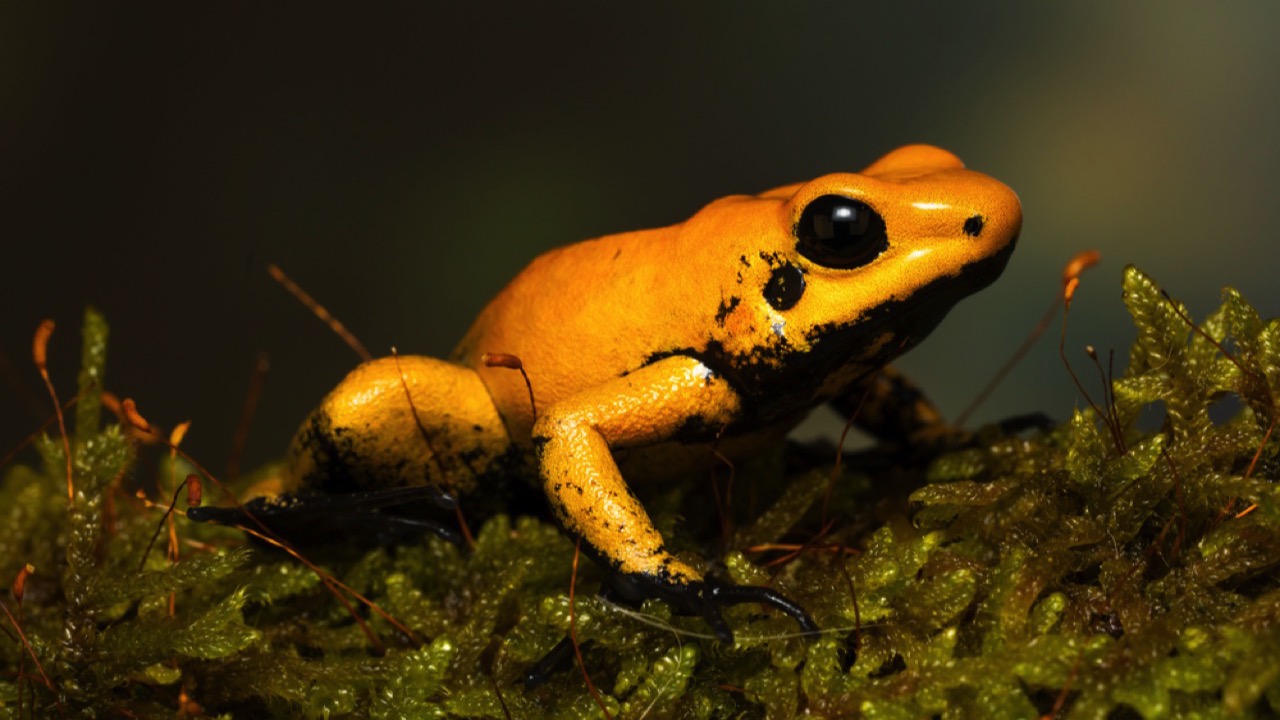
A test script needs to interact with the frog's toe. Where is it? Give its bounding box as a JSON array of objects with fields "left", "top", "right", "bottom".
[
  {"left": 521, "top": 574, "right": 818, "bottom": 688},
  {"left": 611, "top": 572, "right": 819, "bottom": 644},
  {"left": 703, "top": 578, "right": 820, "bottom": 639},
  {"left": 521, "top": 636, "right": 579, "bottom": 689},
  {"left": 995, "top": 411, "right": 1056, "bottom": 435}
]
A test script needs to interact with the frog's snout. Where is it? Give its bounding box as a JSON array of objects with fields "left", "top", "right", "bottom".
[{"left": 958, "top": 171, "right": 1022, "bottom": 254}]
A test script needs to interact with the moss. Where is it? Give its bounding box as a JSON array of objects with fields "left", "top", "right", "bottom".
[{"left": 4, "top": 266, "right": 1280, "bottom": 717}]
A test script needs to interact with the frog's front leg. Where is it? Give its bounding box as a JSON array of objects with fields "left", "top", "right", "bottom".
[{"left": 531, "top": 354, "right": 817, "bottom": 642}]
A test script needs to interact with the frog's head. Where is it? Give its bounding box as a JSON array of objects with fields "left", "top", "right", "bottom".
[{"left": 699, "top": 144, "right": 1021, "bottom": 406}]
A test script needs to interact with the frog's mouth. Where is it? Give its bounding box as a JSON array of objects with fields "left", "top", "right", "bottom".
[
  {"left": 899, "top": 233, "right": 1019, "bottom": 321},
  {"left": 808, "top": 233, "right": 1020, "bottom": 363}
]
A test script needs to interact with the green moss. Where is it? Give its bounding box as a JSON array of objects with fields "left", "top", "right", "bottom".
[{"left": 5, "top": 267, "right": 1280, "bottom": 717}]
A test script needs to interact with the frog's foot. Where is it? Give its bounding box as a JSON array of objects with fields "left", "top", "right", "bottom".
[
  {"left": 905, "top": 422, "right": 973, "bottom": 455},
  {"left": 186, "top": 485, "right": 462, "bottom": 547},
  {"left": 993, "top": 411, "right": 1055, "bottom": 435},
  {"left": 521, "top": 636, "right": 580, "bottom": 689},
  {"left": 910, "top": 411, "right": 1056, "bottom": 453},
  {"left": 609, "top": 571, "right": 819, "bottom": 644},
  {"left": 863, "top": 411, "right": 1056, "bottom": 469},
  {"left": 520, "top": 576, "right": 819, "bottom": 689}
]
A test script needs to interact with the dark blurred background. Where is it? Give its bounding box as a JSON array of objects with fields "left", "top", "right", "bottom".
[{"left": 3, "top": 3, "right": 1279, "bottom": 474}]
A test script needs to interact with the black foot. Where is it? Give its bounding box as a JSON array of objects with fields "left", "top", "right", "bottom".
[
  {"left": 609, "top": 572, "right": 819, "bottom": 644},
  {"left": 521, "top": 636, "right": 578, "bottom": 689},
  {"left": 899, "top": 412, "right": 1055, "bottom": 459},
  {"left": 520, "top": 575, "right": 820, "bottom": 688},
  {"left": 994, "top": 411, "right": 1056, "bottom": 435},
  {"left": 186, "top": 486, "right": 462, "bottom": 546}
]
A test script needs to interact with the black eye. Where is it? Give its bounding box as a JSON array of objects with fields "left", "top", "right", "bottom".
[{"left": 795, "top": 195, "right": 888, "bottom": 269}]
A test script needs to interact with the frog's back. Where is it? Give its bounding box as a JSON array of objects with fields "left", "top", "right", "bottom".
[{"left": 451, "top": 209, "right": 759, "bottom": 440}]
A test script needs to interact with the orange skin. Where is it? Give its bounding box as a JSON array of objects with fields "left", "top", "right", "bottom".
[{"left": 282, "top": 144, "right": 1021, "bottom": 620}]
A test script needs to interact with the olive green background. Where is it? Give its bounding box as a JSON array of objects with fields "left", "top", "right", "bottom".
[{"left": 3, "top": 2, "right": 1278, "bottom": 470}]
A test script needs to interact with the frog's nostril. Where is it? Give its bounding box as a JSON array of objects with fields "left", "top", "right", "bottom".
[{"left": 963, "top": 215, "right": 984, "bottom": 237}]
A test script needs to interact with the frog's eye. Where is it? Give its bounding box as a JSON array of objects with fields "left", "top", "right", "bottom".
[{"left": 795, "top": 195, "right": 888, "bottom": 269}]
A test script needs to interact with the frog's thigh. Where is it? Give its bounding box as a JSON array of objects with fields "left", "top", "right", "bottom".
[
  {"left": 830, "top": 365, "right": 946, "bottom": 444},
  {"left": 532, "top": 355, "right": 742, "bottom": 583},
  {"left": 288, "top": 356, "right": 509, "bottom": 495}
]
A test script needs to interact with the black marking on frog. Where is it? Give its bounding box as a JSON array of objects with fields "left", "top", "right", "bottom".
[
  {"left": 640, "top": 238, "right": 1017, "bottom": 425},
  {"left": 757, "top": 250, "right": 785, "bottom": 269},
  {"left": 963, "top": 215, "right": 985, "bottom": 237},
  {"left": 643, "top": 239, "right": 1016, "bottom": 422},
  {"left": 671, "top": 414, "right": 722, "bottom": 444},
  {"left": 530, "top": 434, "right": 550, "bottom": 455},
  {"left": 715, "top": 295, "right": 741, "bottom": 325},
  {"left": 294, "top": 412, "right": 368, "bottom": 494},
  {"left": 763, "top": 264, "right": 805, "bottom": 311}
]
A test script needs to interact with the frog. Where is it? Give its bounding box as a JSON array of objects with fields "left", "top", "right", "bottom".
[{"left": 217, "top": 144, "right": 1022, "bottom": 644}]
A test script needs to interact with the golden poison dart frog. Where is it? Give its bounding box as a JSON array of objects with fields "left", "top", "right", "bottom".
[{"left": 216, "top": 144, "right": 1021, "bottom": 643}]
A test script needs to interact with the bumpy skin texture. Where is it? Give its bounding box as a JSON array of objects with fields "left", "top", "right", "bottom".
[
  {"left": 282, "top": 144, "right": 1022, "bottom": 631},
  {"left": 287, "top": 356, "right": 510, "bottom": 496}
]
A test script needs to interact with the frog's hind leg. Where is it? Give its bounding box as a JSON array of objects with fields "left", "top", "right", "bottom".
[
  {"left": 286, "top": 355, "right": 514, "bottom": 498},
  {"left": 831, "top": 365, "right": 952, "bottom": 446},
  {"left": 832, "top": 365, "right": 1053, "bottom": 454},
  {"left": 195, "top": 356, "right": 514, "bottom": 546}
]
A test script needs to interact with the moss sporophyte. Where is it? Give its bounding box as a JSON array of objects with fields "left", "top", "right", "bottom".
[{"left": 4, "top": 265, "right": 1280, "bottom": 717}]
